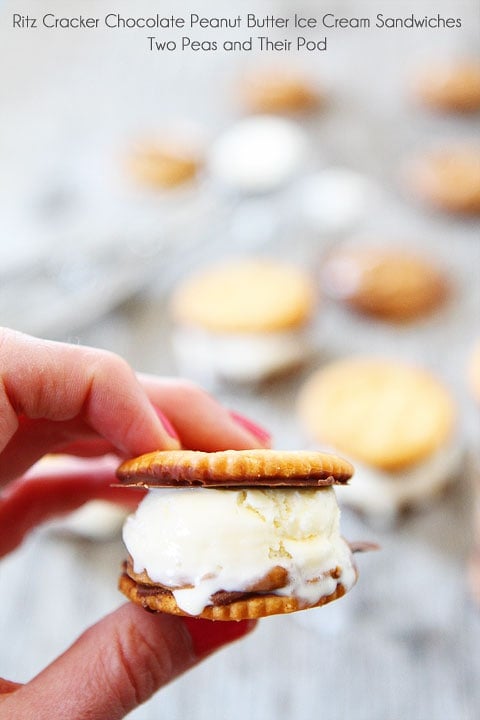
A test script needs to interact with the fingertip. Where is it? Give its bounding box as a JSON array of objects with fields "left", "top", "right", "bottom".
[
  {"left": 228, "top": 411, "right": 272, "bottom": 449},
  {"left": 137, "top": 376, "right": 272, "bottom": 452},
  {"left": 119, "top": 406, "right": 181, "bottom": 457},
  {"left": 152, "top": 406, "right": 181, "bottom": 448}
]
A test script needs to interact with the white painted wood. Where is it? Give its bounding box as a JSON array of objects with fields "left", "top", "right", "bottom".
[{"left": 1, "top": 1, "right": 479, "bottom": 718}]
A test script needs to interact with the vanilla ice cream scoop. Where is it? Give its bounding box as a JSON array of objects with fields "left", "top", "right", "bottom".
[
  {"left": 123, "top": 486, "right": 356, "bottom": 616},
  {"left": 209, "top": 116, "right": 307, "bottom": 194}
]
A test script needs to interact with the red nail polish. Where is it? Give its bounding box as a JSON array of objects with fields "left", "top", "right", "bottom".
[
  {"left": 229, "top": 411, "right": 271, "bottom": 446},
  {"left": 153, "top": 406, "right": 179, "bottom": 441},
  {"left": 181, "top": 617, "right": 257, "bottom": 658}
]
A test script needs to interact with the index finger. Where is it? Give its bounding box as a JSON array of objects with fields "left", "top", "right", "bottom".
[{"left": 0, "top": 328, "right": 180, "bottom": 476}]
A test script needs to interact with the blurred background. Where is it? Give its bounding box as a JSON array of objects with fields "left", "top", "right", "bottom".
[{"left": 1, "top": 0, "right": 479, "bottom": 718}]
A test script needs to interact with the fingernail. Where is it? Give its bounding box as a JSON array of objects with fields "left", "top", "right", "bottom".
[
  {"left": 153, "top": 406, "right": 180, "bottom": 441},
  {"left": 229, "top": 411, "right": 271, "bottom": 447},
  {"left": 181, "top": 617, "right": 257, "bottom": 658}
]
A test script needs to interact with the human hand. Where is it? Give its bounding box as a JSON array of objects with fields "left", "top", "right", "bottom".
[{"left": 0, "top": 328, "right": 268, "bottom": 718}]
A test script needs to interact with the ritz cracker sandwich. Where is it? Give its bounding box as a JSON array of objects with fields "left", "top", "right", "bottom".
[{"left": 117, "top": 449, "right": 369, "bottom": 620}]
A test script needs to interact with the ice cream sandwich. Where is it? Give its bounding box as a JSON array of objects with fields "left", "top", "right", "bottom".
[
  {"left": 117, "top": 449, "right": 359, "bottom": 620},
  {"left": 298, "top": 358, "right": 461, "bottom": 523},
  {"left": 320, "top": 245, "right": 448, "bottom": 322},
  {"left": 414, "top": 60, "right": 480, "bottom": 113},
  {"left": 240, "top": 67, "right": 321, "bottom": 114},
  {"left": 408, "top": 145, "right": 480, "bottom": 214},
  {"left": 170, "top": 259, "right": 316, "bottom": 385},
  {"left": 128, "top": 135, "right": 202, "bottom": 189}
]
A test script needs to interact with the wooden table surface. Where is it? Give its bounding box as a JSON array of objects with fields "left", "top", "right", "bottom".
[{"left": 1, "top": 1, "right": 479, "bottom": 718}]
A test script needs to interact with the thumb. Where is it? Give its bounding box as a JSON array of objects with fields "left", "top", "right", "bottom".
[{"left": 2, "top": 604, "right": 256, "bottom": 720}]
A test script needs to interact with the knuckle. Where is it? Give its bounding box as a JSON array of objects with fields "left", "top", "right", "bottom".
[
  {"left": 85, "top": 349, "right": 139, "bottom": 400},
  {"left": 91, "top": 348, "right": 134, "bottom": 380}
]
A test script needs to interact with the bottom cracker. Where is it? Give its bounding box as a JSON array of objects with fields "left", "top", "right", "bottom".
[{"left": 119, "top": 570, "right": 351, "bottom": 621}]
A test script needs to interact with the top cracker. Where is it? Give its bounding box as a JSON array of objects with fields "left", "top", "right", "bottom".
[{"left": 116, "top": 449, "right": 354, "bottom": 488}]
